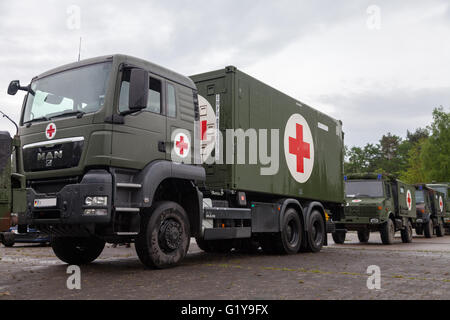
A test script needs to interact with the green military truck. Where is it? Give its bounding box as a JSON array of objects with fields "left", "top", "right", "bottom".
[
  {"left": 426, "top": 183, "right": 450, "bottom": 235},
  {"left": 332, "top": 173, "right": 416, "bottom": 245},
  {"left": 0, "top": 131, "right": 26, "bottom": 247},
  {"left": 413, "top": 184, "right": 446, "bottom": 237},
  {"left": 8, "top": 54, "right": 344, "bottom": 268}
]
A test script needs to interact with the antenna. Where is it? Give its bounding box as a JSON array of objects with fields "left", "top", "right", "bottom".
[{"left": 78, "top": 37, "right": 82, "bottom": 62}]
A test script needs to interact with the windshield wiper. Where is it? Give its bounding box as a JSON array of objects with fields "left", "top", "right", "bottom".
[
  {"left": 23, "top": 116, "right": 49, "bottom": 127},
  {"left": 49, "top": 110, "right": 85, "bottom": 120}
]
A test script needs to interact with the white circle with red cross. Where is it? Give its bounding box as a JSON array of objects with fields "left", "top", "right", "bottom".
[
  {"left": 198, "top": 94, "right": 216, "bottom": 163},
  {"left": 45, "top": 123, "right": 57, "bottom": 140},
  {"left": 406, "top": 189, "right": 412, "bottom": 211},
  {"left": 173, "top": 132, "right": 190, "bottom": 159},
  {"left": 439, "top": 195, "right": 444, "bottom": 212},
  {"left": 284, "top": 113, "right": 314, "bottom": 183}
]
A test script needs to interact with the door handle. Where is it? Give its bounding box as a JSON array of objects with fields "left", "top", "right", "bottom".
[{"left": 158, "top": 141, "right": 166, "bottom": 153}]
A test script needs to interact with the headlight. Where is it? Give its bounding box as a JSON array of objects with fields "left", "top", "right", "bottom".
[{"left": 85, "top": 196, "right": 108, "bottom": 206}]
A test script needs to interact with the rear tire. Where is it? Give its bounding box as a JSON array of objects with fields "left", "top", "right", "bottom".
[
  {"left": 415, "top": 225, "right": 423, "bottom": 235},
  {"left": 357, "top": 230, "right": 370, "bottom": 243},
  {"left": 302, "top": 210, "right": 325, "bottom": 253},
  {"left": 423, "top": 220, "right": 433, "bottom": 238},
  {"left": 401, "top": 220, "right": 413, "bottom": 243},
  {"left": 380, "top": 219, "right": 395, "bottom": 245},
  {"left": 332, "top": 231, "right": 346, "bottom": 244},
  {"left": 262, "top": 208, "right": 303, "bottom": 254},
  {"left": 136, "top": 201, "right": 190, "bottom": 269},
  {"left": 51, "top": 236, "right": 105, "bottom": 265},
  {"left": 2, "top": 233, "right": 15, "bottom": 247},
  {"left": 436, "top": 220, "right": 445, "bottom": 237}
]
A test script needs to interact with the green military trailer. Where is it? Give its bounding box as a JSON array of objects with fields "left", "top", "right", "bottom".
[
  {"left": 8, "top": 55, "right": 344, "bottom": 268},
  {"left": 332, "top": 173, "right": 416, "bottom": 245},
  {"left": 413, "top": 184, "right": 446, "bottom": 237},
  {"left": 0, "top": 131, "right": 26, "bottom": 247},
  {"left": 425, "top": 183, "right": 450, "bottom": 235}
]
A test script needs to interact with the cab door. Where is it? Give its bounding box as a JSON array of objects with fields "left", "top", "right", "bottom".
[
  {"left": 111, "top": 69, "right": 166, "bottom": 170},
  {"left": 164, "top": 81, "right": 196, "bottom": 164}
]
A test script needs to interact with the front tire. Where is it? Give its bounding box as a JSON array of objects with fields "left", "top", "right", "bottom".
[
  {"left": 51, "top": 236, "right": 105, "bottom": 265},
  {"left": 2, "top": 233, "right": 15, "bottom": 247},
  {"left": 136, "top": 201, "right": 190, "bottom": 269},
  {"left": 357, "top": 230, "right": 370, "bottom": 243},
  {"left": 332, "top": 231, "right": 346, "bottom": 244},
  {"left": 380, "top": 219, "right": 395, "bottom": 245},
  {"left": 415, "top": 225, "right": 423, "bottom": 235},
  {"left": 401, "top": 220, "right": 413, "bottom": 243}
]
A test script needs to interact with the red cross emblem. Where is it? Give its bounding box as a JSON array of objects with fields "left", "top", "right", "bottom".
[
  {"left": 45, "top": 123, "right": 56, "bottom": 140},
  {"left": 201, "top": 120, "right": 207, "bottom": 140},
  {"left": 176, "top": 136, "right": 188, "bottom": 155},
  {"left": 439, "top": 196, "right": 444, "bottom": 212},
  {"left": 174, "top": 132, "right": 190, "bottom": 158},
  {"left": 406, "top": 190, "right": 412, "bottom": 210},
  {"left": 289, "top": 124, "right": 310, "bottom": 173}
]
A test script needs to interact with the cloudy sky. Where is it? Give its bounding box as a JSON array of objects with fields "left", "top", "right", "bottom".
[{"left": 0, "top": 0, "right": 449, "bottom": 146}]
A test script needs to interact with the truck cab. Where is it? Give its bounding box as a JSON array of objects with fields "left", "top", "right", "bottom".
[{"left": 332, "top": 173, "right": 416, "bottom": 245}]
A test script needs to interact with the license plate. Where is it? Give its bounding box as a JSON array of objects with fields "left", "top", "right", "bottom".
[{"left": 34, "top": 198, "right": 57, "bottom": 208}]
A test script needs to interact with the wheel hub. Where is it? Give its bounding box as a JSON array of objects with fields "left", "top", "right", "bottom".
[{"left": 159, "top": 219, "right": 182, "bottom": 251}]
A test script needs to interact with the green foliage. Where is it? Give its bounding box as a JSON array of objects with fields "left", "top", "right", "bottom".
[{"left": 345, "top": 107, "right": 449, "bottom": 184}]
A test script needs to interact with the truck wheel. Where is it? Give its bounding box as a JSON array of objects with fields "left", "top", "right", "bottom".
[
  {"left": 380, "top": 219, "right": 395, "bottom": 245},
  {"left": 436, "top": 220, "right": 445, "bottom": 237},
  {"left": 2, "top": 233, "right": 15, "bottom": 247},
  {"left": 400, "top": 220, "right": 413, "bottom": 243},
  {"left": 302, "top": 210, "right": 325, "bottom": 253},
  {"left": 331, "top": 231, "right": 346, "bottom": 244},
  {"left": 262, "top": 208, "right": 303, "bottom": 254},
  {"left": 357, "top": 230, "right": 370, "bottom": 243},
  {"left": 415, "top": 225, "right": 423, "bottom": 235},
  {"left": 51, "top": 236, "right": 105, "bottom": 264},
  {"left": 423, "top": 220, "right": 433, "bottom": 238},
  {"left": 136, "top": 201, "right": 190, "bottom": 268}
]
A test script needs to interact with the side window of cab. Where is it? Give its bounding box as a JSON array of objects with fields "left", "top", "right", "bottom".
[
  {"left": 118, "top": 69, "right": 162, "bottom": 115},
  {"left": 166, "top": 83, "right": 177, "bottom": 118},
  {"left": 385, "top": 183, "right": 391, "bottom": 198}
]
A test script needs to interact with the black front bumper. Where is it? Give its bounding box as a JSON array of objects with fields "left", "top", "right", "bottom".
[{"left": 25, "top": 170, "right": 113, "bottom": 226}]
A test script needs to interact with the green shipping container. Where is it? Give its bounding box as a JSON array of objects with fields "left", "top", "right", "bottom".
[{"left": 190, "top": 66, "right": 344, "bottom": 205}]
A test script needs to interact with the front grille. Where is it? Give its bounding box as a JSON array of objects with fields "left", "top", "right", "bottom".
[{"left": 23, "top": 140, "right": 83, "bottom": 172}]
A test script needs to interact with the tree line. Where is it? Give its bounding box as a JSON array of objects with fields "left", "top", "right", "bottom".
[{"left": 344, "top": 107, "right": 449, "bottom": 183}]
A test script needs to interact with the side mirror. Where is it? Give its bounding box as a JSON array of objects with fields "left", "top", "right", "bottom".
[
  {"left": 8, "top": 80, "right": 20, "bottom": 95},
  {"left": 128, "top": 69, "right": 148, "bottom": 112}
]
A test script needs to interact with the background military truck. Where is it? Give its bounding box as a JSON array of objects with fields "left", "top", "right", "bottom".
[
  {"left": 426, "top": 183, "right": 450, "bottom": 235},
  {"left": 332, "top": 173, "right": 416, "bottom": 245},
  {"left": 414, "top": 184, "right": 446, "bottom": 238},
  {"left": 0, "top": 130, "right": 26, "bottom": 247},
  {"left": 8, "top": 54, "right": 344, "bottom": 268}
]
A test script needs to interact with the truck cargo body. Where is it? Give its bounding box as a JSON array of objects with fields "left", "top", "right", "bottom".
[{"left": 190, "top": 67, "right": 344, "bottom": 206}]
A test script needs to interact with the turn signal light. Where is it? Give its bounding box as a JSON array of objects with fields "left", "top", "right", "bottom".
[
  {"left": 377, "top": 206, "right": 382, "bottom": 210},
  {"left": 421, "top": 209, "right": 425, "bottom": 214}
]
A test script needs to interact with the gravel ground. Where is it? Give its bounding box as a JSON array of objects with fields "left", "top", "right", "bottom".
[{"left": 1, "top": 232, "right": 449, "bottom": 300}]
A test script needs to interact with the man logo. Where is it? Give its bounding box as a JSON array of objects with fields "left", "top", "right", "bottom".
[{"left": 37, "top": 150, "right": 63, "bottom": 167}]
